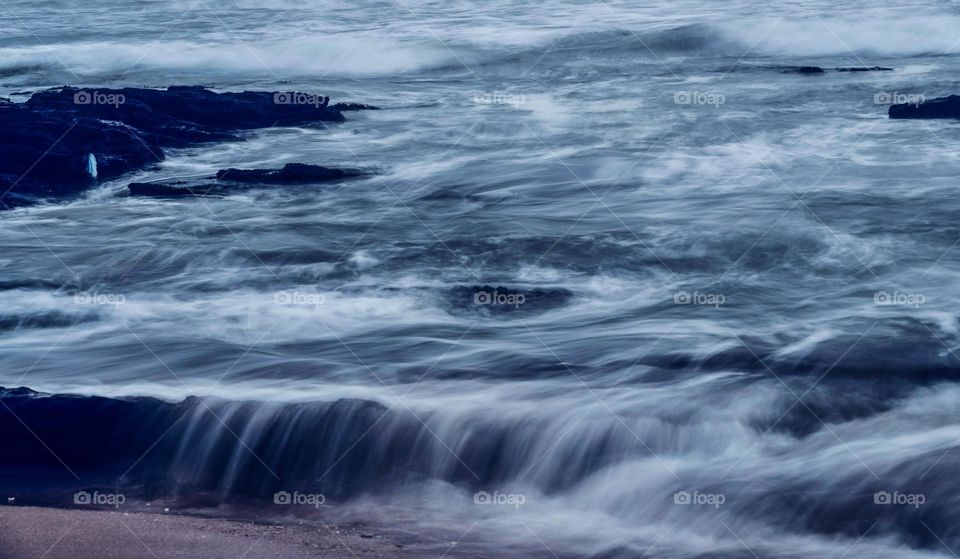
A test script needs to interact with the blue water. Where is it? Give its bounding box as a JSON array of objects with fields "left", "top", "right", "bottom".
[{"left": 2, "top": 1, "right": 960, "bottom": 557}]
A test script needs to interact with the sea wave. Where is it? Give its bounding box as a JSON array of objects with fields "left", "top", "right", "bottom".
[{"left": 3, "top": 14, "right": 959, "bottom": 84}]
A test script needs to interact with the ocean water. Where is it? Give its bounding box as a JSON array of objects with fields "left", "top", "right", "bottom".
[{"left": 2, "top": 1, "right": 960, "bottom": 557}]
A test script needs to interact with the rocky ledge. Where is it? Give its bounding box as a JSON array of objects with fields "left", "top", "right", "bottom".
[
  {"left": 889, "top": 95, "right": 960, "bottom": 119},
  {"left": 128, "top": 163, "right": 367, "bottom": 197},
  {"left": 0, "top": 86, "right": 377, "bottom": 208}
]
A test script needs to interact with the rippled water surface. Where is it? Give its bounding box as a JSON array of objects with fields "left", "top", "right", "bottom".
[{"left": 2, "top": 1, "right": 960, "bottom": 557}]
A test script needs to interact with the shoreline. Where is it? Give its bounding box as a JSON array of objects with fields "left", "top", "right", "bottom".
[{"left": 0, "top": 506, "right": 493, "bottom": 559}]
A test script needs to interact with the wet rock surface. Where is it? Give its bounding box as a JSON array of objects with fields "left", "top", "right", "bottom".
[
  {"left": 889, "top": 94, "right": 960, "bottom": 119},
  {"left": 0, "top": 86, "right": 374, "bottom": 208},
  {"left": 128, "top": 164, "right": 367, "bottom": 197}
]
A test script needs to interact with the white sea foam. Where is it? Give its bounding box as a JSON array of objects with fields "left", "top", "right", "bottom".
[
  {"left": 717, "top": 15, "right": 960, "bottom": 57},
  {"left": 0, "top": 36, "right": 459, "bottom": 78}
]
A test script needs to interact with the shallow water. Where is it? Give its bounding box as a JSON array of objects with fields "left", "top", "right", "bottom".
[{"left": 2, "top": 1, "right": 960, "bottom": 557}]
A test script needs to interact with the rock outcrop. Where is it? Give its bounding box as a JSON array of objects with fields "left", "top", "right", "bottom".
[
  {"left": 889, "top": 95, "right": 960, "bottom": 119},
  {"left": 0, "top": 86, "right": 375, "bottom": 208},
  {"left": 128, "top": 163, "right": 366, "bottom": 197}
]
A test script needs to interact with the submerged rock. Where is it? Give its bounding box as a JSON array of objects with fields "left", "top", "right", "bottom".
[
  {"left": 128, "top": 163, "right": 366, "bottom": 197},
  {"left": 216, "top": 163, "right": 365, "bottom": 184},
  {"left": 0, "top": 86, "right": 376, "bottom": 208},
  {"left": 330, "top": 102, "right": 380, "bottom": 112},
  {"left": 783, "top": 66, "right": 893, "bottom": 74},
  {"left": 837, "top": 66, "right": 893, "bottom": 72},
  {"left": 889, "top": 95, "right": 960, "bottom": 119},
  {"left": 789, "top": 66, "right": 826, "bottom": 74}
]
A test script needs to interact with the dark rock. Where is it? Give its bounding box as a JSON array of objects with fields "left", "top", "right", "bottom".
[
  {"left": 789, "top": 66, "right": 826, "bottom": 74},
  {"left": 24, "top": 87, "right": 242, "bottom": 149},
  {"left": 26, "top": 86, "right": 346, "bottom": 137},
  {"left": 783, "top": 66, "right": 893, "bottom": 74},
  {"left": 0, "top": 386, "right": 41, "bottom": 398},
  {"left": 889, "top": 95, "right": 960, "bottom": 119},
  {"left": 837, "top": 66, "right": 893, "bottom": 72},
  {"left": 128, "top": 163, "right": 366, "bottom": 197},
  {"left": 1, "top": 86, "right": 373, "bottom": 208},
  {"left": 216, "top": 163, "right": 365, "bottom": 184},
  {"left": 0, "top": 103, "right": 162, "bottom": 208},
  {"left": 330, "top": 102, "right": 380, "bottom": 111}
]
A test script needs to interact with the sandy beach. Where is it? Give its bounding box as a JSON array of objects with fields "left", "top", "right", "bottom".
[{"left": 0, "top": 506, "right": 488, "bottom": 559}]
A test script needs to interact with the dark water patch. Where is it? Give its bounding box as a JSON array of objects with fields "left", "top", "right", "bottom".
[
  {"left": 450, "top": 24, "right": 737, "bottom": 76},
  {"left": 237, "top": 247, "right": 343, "bottom": 266},
  {"left": 549, "top": 25, "right": 727, "bottom": 57},
  {"left": 384, "top": 227, "right": 885, "bottom": 280},
  {"left": 753, "top": 380, "right": 905, "bottom": 438},
  {"left": 650, "top": 320, "right": 960, "bottom": 384},
  {"left": 0, "top": 65, "right": 44, "bottom": 78},
  {"left": 774, "top": 326, "right": 960, "bottom": 382},
  {"left": 0, "top": 311, "right": 97, "bottom": 332},
  {"left": 127, "top": 181, "right": 222, "bottom": 197},
  {"left": 444, "top": 284, "right": 574, "bottom": 317},
  {"left": 413, "top": 187, "right": 485, "bottom": 204},
  {"left": 743, "top": 448, "right": 960, "bottom": 550},
  {"left": 414, "top": 355, "right": 596, "bottom": 382},
  {"left": 0, "top": 279, "right": 69, "bottom": 291},
  {"left": 384, "top": 233, "right": 681, "bottom": 276}
]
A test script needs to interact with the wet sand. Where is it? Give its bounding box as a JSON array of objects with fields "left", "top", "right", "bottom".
[{"left": 0, "top": 506, "right": 489, "bottom": 559}]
